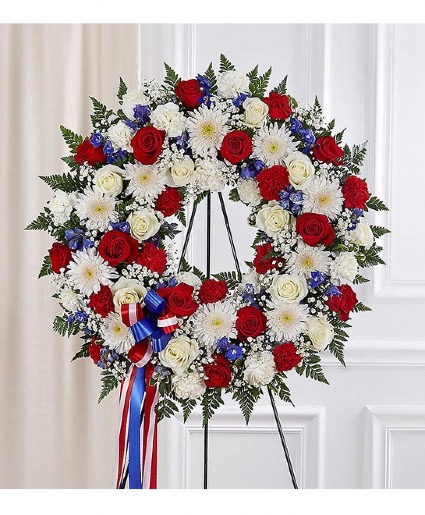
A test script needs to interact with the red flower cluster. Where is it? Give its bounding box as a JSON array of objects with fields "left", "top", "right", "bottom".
[
  {"left": 342, "top": 176, "right": 370, "bottom": 209},
  {"left": 158, "top": 283, "right": 199, "bottom": 317},
  {"left": 296, "top": 213, "right": 335, "bottom": 247},
  {"left": 98, "top": 230, "right": 139, "bottom": 266},
  {"left": 88, "top": 337, "right": 102, "bottom": 364},
  {"left": 256, "top": 165, "right": 289, "bottom": 201},
  {"left": 75, "top": 140, "right": 106, "bottom": 166},
  {"left": 313, "top": 136, "right": 344, "bottom": 166},
  {"left": 204, "top": 354, "right": 232, "bottom": 388},
  {"left": 199, "top": 279, "right": 228, "bottom": 304},
  {"left": 262, "top": 92, "right": 292, "bottom": 120},
  {"left": 272, "top": 342, "right": 302, "bottom": 372},
  {"left": 88, "top": 285, "right": 114, "bottom": 318},
  {"left": 326, "top": 284, "right": 357, "bottom": 321},
  {"left": 135, "top": 242, "right": 167, "bottom": 275},
  {"left": 175, "top": 79, "right": 203, "bottom": 110},
  {"left": 49, "top": 242, "right": 72, "bottom": 273},
  {"left": 131, "top": 126, "right": 164, "bottom": 164},
  {"left": 154, "top": 186, "right": 181, "bottom": 217},
  {"left": 236, "top": 305, "right": 267, "bottom": 340},
  {"left": 253, "top": 242, "right": 283, "bottom": 274},
  {"left": 220, "top": 130, "right": 252, "bottom": 164}
]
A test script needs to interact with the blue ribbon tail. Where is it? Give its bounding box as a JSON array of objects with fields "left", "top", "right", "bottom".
[
  {"left": 128, "top": 366, "right": 145, "bottom": 489},
  {"left": 151, "top": 329, "right": 172, "bottom": 353}
]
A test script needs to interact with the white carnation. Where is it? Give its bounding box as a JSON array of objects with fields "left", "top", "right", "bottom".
[
  {"left": 107, "top": 121, "right": 133, "bottom": 152},
  {"left": 48, "top": 191, "right": 77, "bottom": 225},
  {"left": 217, "top": 70, "right": 250, "bottom": 98},
  {"left": 172, "top": 372, "right": 206, "bottom": 399},
  {"left": 151, "top": 102, "right": 186, "bottom": 137},
  {"left": 330, "top": 252, "right": 359, "bottom": 284},
  {"left": 244, "top": 351, "right": 276, "bottom": 387},
  {"left": 237, "top": 179, "right": 262, "bottom": 206},
  {"left": 177, "top": 272, "right": 202, "bottom": 289}
]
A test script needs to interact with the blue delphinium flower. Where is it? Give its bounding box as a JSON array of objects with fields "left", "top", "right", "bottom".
[
  {"left": 300, "top": 128, "right": 316, "bottom": 154},
  {"left": 106, "top": 148, "right": 128, "bottom": 165},
  {"left": 279, "top": 186, "right": 303, "bottom": 215},
  {"left": 103, "top": 140, "right": 114, "bottom": 156},
  {"left": 196, "top": 74, "right": 212, "bottom": 91},
  {"left": 233, "top": 92, "right": 249, "bottom": 108},
  {"left": 310, "top": 271, "right": 327, "bottom": 288},
  {"left": 216, "top": 337, "right": 230, "bottom": 353},
  {"left": 124, "top": 119, "right": 138, "bottom": 130},
  {"left": 289, "top": 118, "right": 302, "bottom": 134},
  {"left": 90, "top": 132, "right": 104, "bottom": 148},
  {"left": 242, "top": 283, "right": 256, "bottom": 305},
  {"left": 240, "top": 159, "right": 265, "bottom": 179},
  {"left": 347, "top": 208, "right": 364, "bottom": 231},
  {"left": 133, "top": 104, "right": 151, "bottom": 124},
  {"left": 65, "top": 228, "right": 93, "bottom": 251},
  {"left": 170, "top": 131, "right": 190, "bottom": 152},
  {"left": 68, "top": 311, "right": 88, "bottom": 325},
  {"left": 225, "top": 345, "right": 244, "bottom": 362},
  {"left": 325, "top": 285, "right": 341, "bottom": 298},
  {"left": 98, "top": 347, "right": 119, "bottom": 370},
  {"left": 110, "top": 221, "right": 131, "bottom": 233}
]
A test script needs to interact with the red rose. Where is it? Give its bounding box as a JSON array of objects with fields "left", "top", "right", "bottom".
[
  {"left": 296, "top": 213, "right": 335, "bottom": 247},
  {"left": 199, "top": 279, "right": 228, "bottom": 304},
  {"left": 131, "top": 126, "right": 164, "bottom": 165},
  {"left": 154, "top": 186, "right": 181, "bottom": 217},
  {"left": 175, "top": 79, "right": 203, "bottom": 110},
  {"left": 262, "top": 92, "right": 292, "bottom": 120},
  {"left": 135, "top": 242, "right": 167, "bottom": 275},
  {"left": 158, "top": 283, "right": 199, "bottom": 317},
  {"left": 272, "top": 342, "right": 302, "bottom": 372},
  {"left": 88, "top": 337, "right": 102, "bottom": 364},
  {"left": 220, "top": 131, "right": 253, "bottom": 164},
  {"left": 74, "top": 139, "right": 106, "bottom": 167},
  {"left": 49, "top": 242, "right": 72, "bottom": 273},
  {"left": 256, "top": 165, "right": 290, "bottom": 201},
  {"left": 326, "top": 284, "right": 357, "bottom": 321},
  {"left": 253, "top": 242, "right": 283, "bottom": 274},
  {"left": 88, "top": 285, "right": 114, "bottom": 318},
  {"left": 204, "top": 354, "right": 232, "bottom": 388},
  {"left": 313, "top": 136, "right": 344, "bottom": 166},
  {"left": 342, "top": 176, "right": 370, "bottom": 210},
  {"left": 98, "top": 230, "right": 139, "bottom": 267},
  {"left": 236, "top": 305, "right": 267, "bottom": 340}
]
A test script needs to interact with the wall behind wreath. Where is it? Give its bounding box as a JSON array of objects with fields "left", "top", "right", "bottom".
[{"left": 1, "top": 23, "right": 425, "bottom": 489}]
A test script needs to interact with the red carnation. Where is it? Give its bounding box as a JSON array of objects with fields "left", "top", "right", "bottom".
[
  {"left": 313, "top": 136, "right": 344, "bottom": 166},
  {"left": 175, "top": 79, "right": 203, "bottom": 110},
  {"left": 49, "top": 242, "right": 72, "bottom": 274},
  {"left": 326, "top": 284, "right": 358, "bottom": 321},
  {"left": 256, "top": 165, "right": 290, "bottom": 201},
  {"left": 88, "top": 337, "right": 102, "bottom": 364},
  {"left": 199, "top": 279, "right": 228, "bottom": 304},
  {"left": 131, "top": 126, "right": 164, "bottom": 165},
  {"left": 88, "top": 285, "right": 114, "bottom": 318},
  {"left": 342, "top": 176, "right": 370, "bottom": 210},
  {"left": 236, "top": 305, "right": 267, "bottom": 340},
  {"left": 135, "top": 242, "right": 167, "bottom": 275},
  {"left": 74, "top": 139, "right": 106, "bottom": 167},
  {"left": 220, "top": 130, "right": 253, "bottom": 164},
  {"left": 272, "top": 342, "right": 302, "bottom": 372},
  {"left": 204, "top": 354, "right": 232, "bottom": 388},
  {"left": 98, "top": 230, "right": 139, "bottom": 267},
  {"left": 253, "top": 242, "right": 283, "bottom": 274},
  {"left": 157, "top": 283, "right": 199, "bottom": 317},
  {"left": 296, "top": 213, "right": 335, "bottom": 247},
  {"left": 262, "top": 92, "right": 292, "bottom": 120},
  {"left": 154, "top": 186, "right": 181, "bottom": 217}
]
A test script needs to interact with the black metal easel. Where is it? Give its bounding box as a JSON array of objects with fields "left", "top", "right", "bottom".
[{"left": 177, "top": 191, "right": 299, "bottom": 490}]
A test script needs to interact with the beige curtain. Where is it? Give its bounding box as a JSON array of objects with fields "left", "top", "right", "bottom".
[{"left": 0, "top": 24, "right": 140, "bottom": 488}]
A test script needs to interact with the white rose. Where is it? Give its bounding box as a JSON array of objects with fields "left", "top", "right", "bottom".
[
  {"left": 176, "top": 272, "right": 202, "bottom": 289},
  {"left": 285, "top": 151, "right": 314, "bottom": 190},
  {"left": 47, "top": 191, "right": 77, "bottom": 224},
  {"left": 330, "top": 252, "right": 359, "bottom": 284},
  {"left": 350, "top": 222, "right": 374, "bottom": 249},
  {"left": 159, "top": 335, "right": 199, "bottom": 376},
  {"left": 172, "top": 372, "right": 206, "bottom": 399},
  {"left": 93, "top": 165, "right": 124, "bottom": 196},
  {"left": 243, "top": 351, "right": 276, "bottom": 387},
  {"left": 242, "top": 97, "right": 269, "bottom": 127},
  {"left": 269, "top": 274, "right": 308, "bottom": 303},
  {"left": 256, "top": 201, "right": 291, "bottom": 237},
  {"left": 237, "top": 179, "right": 262, "bottom": 206},
  {"left": 127, "top": 209, "right": 161, "bottom": 242},
  {"left": 306, "top": 316, "right": 334, "bottom": 351},
  {"left": 166, "top": 156, "right": 195, "bottom": 187},
  {"left": 107, "top": 121, "right": 133, "bottom": 152},
  {"left": 111, "top": 277, "right": 147, "bottom": 310},
  {"left": 122, "top": 90, "right": 149, "bottom": 119},
  {"left": 217, "top": 70, "right": 250, "bottom": 98},
  {"left": 151, "top": 102, "right": 185, "bottom": 137}
]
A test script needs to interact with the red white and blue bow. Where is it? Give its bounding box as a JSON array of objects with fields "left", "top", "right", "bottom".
[{"left": 116, "top": 289, "right": 178, "bottom": 489}]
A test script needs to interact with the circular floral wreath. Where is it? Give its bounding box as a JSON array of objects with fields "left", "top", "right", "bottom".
[{"left": 29, "top": 55, "right": 389, "bottom": 425}]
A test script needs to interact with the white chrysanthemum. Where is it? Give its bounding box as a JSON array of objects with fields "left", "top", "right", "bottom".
[
  {"left": 187, "top": 105, "right": 229, "bottom": 157},
  {"left": 101, "top": 312, "right": 134, "bottom": 354},
  {"left": 151, "top": 102, "right": 186, "bottom": 137},
  {"left": 303, "top": 177, "right": 343, "bottom": 220},
  {"left": 286, "top": 242, "right": 331, "bottom": 277},
  {"left": 330, "top": 252, "right": 359, "bottom": 285},
  {"left": 266, "top": 301, "right": 308, "bottom": 341},
  {"left": 75, "top": 188, "right": 118, "bottom": 231},
  {"left": 48, "top": 191, "right": 77, "bottom": 225},
  {"left": 237, "top": 179, "right": 262, "bottom": 206},
  {"left": 67, "top": 248, "right": 118, "bottom": 296},
  {"left": 252, "top": 124, "right": 298, "bottom": 166},
  {"left": 107, "top": 121, "right": 133, "bottom": 152},
  {"left": 195, "top": 159, "right": 226, "bottom": 192},
  {"left": 124, "top": 162, "right": 166, "bottom": 202},
  {"left": 172, "top": 372, "right": 206, "bottom": 400},
  {"left": 192, "top": 300, "right": 237, "bottom": 349}
]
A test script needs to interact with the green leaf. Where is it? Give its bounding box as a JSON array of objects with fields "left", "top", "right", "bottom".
[
  {"left": 71, "top": 342, "right": 90, "bottom": 361},
  {"left": 115, "top": 198, "right": 135, "bottom": 217},
  {"left": 267, "top": 374, "right": 293, "bottom": 405},
  {"left": 296, "top": 352, "right": 329, "bottom": 384},
  {"left": 228, "top": 188, "right": 240, "bottom": 202},
  {"left": 247, "top": 64, "right": 259, "bottom": 82},
  {"left": 90, "top": 97, "right": 115, "bottom": 130},
  {"left": 192, "top": 266, "right": 207, "bottom": 282},
  {"left": 204, "top": 62, "right": 217, "bottom": 94},
  {"left": 98, "top": 371, "right": 119, "bottom": 403},
  {"left": 232, "top": 385, "right": 261, "bottom": 424},
  {"left": 219, "top": 54, "right": 235, "bottom": 73},
  {"left": 370, "top": 225, "right": 391, "bottom": 238},
  {"left": 59, "top": 125, "right": 83, "bottom": 153},
  {"left": 356, "top": 245, "right": 385, "bottom": 268},
  {"left": 273, "top": 76, "right": 288, "bottom": 95},
  {"left": 155, "top": 397, "right": 179, "bottom": 421},
  {"left": 25, "top": 211, "right": 50, "bottom": 231},
  {"left": 38, "top": 255, "right": 52, "bottom": 278},
  {"left": 353, "top": 301, "right": 372, "bottom": 313},
  {"left": 193, "top": 191, "right": 208, "bottom": 209},
  {"left": 117, "top": 77, "right": 128, "bottom": 101},
  {"left": 366, "top": 196, "right": 389, "bottom": 212},
  {"left": 53, "top": 315, "right": 80, "bottom": 338},
  {"left": 252, "top": 231, "right": 266, "bottom": 247},
  {"left": 353, "top": 274, "right": 370, "bottom": 284},
  {"left": 61, "top": 155, "right": 79, "bottom": 172},
  {"left": 178, "top": 256, "right": 191, "bottom": 273},
  {"left": 164, "top": 63, "right": 181, "bottom": 89},
  {"left": 212, "top": 270, "right": 240, "bottom": 289},
  {"left": 175, "top": 208, "right": 187, "bottom": 227},
  {"left": 250, "top": 66, "right": 272, "bottom": 98},
  {"left": 179, "top": 398, "right": 197, "bottom": 423},
  {"left": 40, "top": 173, "right": 78, "bottom": 193},
  {"left": 201, "top": 388, "right": 224, "bottom": 426},
  {"left": 328, "top": 338, "right": 346, "bottom": 367}
]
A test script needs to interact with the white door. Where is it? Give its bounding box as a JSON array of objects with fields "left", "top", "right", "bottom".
[{"left": 139, "top": 23, "right": 425, "bottom": 489}]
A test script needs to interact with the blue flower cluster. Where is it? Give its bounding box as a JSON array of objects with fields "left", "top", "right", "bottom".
[
  {"left": 65, "top": 228, "right": 93, "bottom": 251},
  {"left": 347, "top": 208, "right": 364, "bottom": 231},
  {"left": 103, "top": 140, "right": 128, "bottom": 165},
  {"left": 289, "top": 117, "right": 316, "bottom": 154},
  {"left": 215, "top": 337, "right": 244, "bottom": 361},
  {"left": 278, "top": 185, "right": 303, "bottom": 215},
  {"left": 110, "top": 221, "right": 131, "bottom": 233},
  {"left": 240, "top": 160, "right": 264, "bottom": 179},
  {"left": 97, "top": 347, "right": 120, "bottom": 370},
  {"left": 196, "top": 75, "right": 213, "bottom": 107}
]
